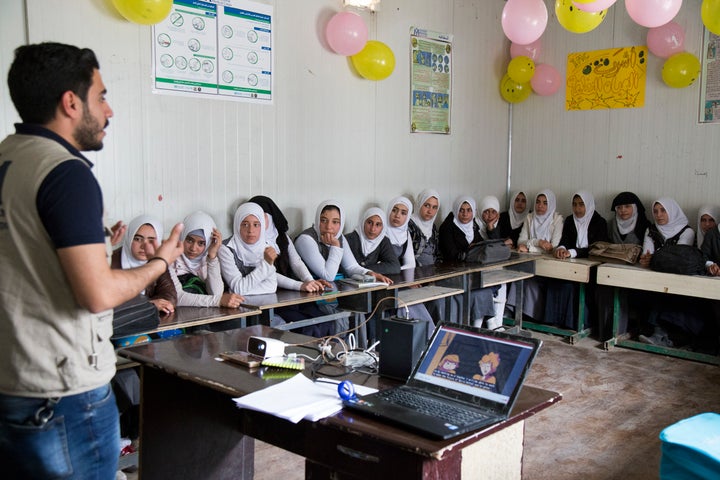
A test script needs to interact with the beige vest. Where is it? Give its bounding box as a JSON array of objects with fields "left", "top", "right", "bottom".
[{"left": 0, "top": 133, "right": 115, "bottom": 397}]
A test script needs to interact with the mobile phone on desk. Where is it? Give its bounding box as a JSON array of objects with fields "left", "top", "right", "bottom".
[{"left": 219, "top": 351, "right": 261, "bottom": 368}]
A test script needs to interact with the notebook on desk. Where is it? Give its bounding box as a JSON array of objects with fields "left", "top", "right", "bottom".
[{"left": 342, "top": 322, "right": 541, "bottom": 440}]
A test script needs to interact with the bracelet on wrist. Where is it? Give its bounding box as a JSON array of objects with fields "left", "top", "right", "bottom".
[{"left": 147, "top": 256, "right": 169, "bottom": 272}]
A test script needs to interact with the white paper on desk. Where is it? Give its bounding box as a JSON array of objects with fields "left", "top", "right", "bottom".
[{"left": 232, "top": 374, "right": 377, "bottom": 423}]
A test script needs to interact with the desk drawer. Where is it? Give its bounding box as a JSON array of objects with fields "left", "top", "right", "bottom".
[{"left": 304, "top": 423, "right": 436, "bottom": 479}]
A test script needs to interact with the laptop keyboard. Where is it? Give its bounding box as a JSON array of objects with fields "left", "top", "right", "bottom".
[{"left": 378, "top": 388, "right": 490, "bottom": 427}]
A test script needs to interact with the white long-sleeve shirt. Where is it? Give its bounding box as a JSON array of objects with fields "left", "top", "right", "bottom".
[
  {"left": 294, "top": 232, "right": 369, "bottom": 281},
  {"left": 171, "top": 256, "right": 224, "bottom": 307},
  {"left": 217, "top": 244, "right": 277, "bottom": 295},
  {"left": 518, "top": 212, "right": 564, "bottom": 253}
]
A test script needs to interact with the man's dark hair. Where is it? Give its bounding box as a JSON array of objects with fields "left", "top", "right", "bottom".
[{"left": 7, "top": 42, "right": 99, "bottom": 124}]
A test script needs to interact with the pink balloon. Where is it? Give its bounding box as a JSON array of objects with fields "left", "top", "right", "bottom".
[
  {"left": 326, "top": 12, "right": 368, "bottom": 56},
  {"left": 510, "top": 39, "right": 542, "bottom": 61},
  {"left": 625, "top": 0, "right": 683, "bottom": 28},
  {"left": 530, "top": 64, "right": 562, "bottom": 96},
  {"left": 501, "top": 0, "right": 548, "bottom": 45},
  {"left": 573, "top": 0, "right": 618, "bottom": 13},
  {"left": 647, "top": 21, "right": 685, "bottom": 58}
]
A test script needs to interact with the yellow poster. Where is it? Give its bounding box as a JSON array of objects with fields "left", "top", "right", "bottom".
[{"left": 566, "top": 46, "right": 647, "bottom": 111}]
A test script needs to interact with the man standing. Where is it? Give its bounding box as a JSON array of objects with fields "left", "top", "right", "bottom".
[{"left": 0, "top": 42, "right": 183, "bottom": 479}]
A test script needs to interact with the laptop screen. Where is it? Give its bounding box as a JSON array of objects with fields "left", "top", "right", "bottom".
[{"left": 410, "top": 324, "right": 539, "bottom": 409}]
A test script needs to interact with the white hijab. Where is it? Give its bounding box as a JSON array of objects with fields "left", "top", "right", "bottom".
[
  {"left": 653, "top": 197, "right": 689, "bottom": 240},
  {"left": 229, "top": 202, "right": 267, "bottom": 266},
  {"left": 313, "top": 200, "right": 345, "bottom": 244},
  {"left": 411, "top": 189, "right": 440, "bottom": 239},
  {"left": 385, "top": 196, "right": 413, "bottom": 248},
  {"left": 478, "top": 195, "right": 500, "bottom": 240},
  {"left": 530, "top": 189, "right": 557, "bottom": 242},
  {"left": 696, "top": 204, "right": 720, "bottom": 248},
  {"left": 175, "top": 211, "right": 216, "bottom": 278},
  {"left": 121, "top": 214, "right": 164, "bottom": 269},
  {"left": 508, "top": 191, "right": 530, "bottom": 230},
  {"left": 452, "top": 195, "right": 477, "bottom": 244},
  {"left": 356, "top": 207, "right": 387, "bottom": 256},
  {"left": 572, "top": 191, "right": 596, "bottom": 248}
]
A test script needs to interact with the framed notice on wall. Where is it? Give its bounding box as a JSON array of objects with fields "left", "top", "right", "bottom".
[
  {"left": 410, "top": 27, "right": 452, "bottom": 134},
  {"left": 699, "top": 29, "right": 720, "bottom": 124},
  {"left": 152, "top": 0, "right": 273, "bottom": 104}
]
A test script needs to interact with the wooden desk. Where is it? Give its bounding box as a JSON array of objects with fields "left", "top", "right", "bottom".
[
  {"left": 378, "top": 264, "right": 466, "bottom": 312},
  {"left": 119, "top": 326, "right": 561, "bottom": 480},
  {"left": 597, "top": 263, "right": 720, "bottom": 365},
  {"left": 112, "top": 305, "right": 260, "bottom": 344},
  {"left": 522, "top": 255, "right": 602, "bottom": 344}
]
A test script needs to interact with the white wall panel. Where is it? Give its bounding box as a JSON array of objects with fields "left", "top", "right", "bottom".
[{"left": 4, "top": 1, "right": 716, "bottom": 240}]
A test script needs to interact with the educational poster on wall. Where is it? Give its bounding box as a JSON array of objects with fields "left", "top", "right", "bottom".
[
  {"left": 699, "top": 29, "right": 720, "bottom": 124},
  {"left": 410, "top": 27, "right": 452, "bottom": 134},
  {"left": 152, "top": 0, "right": 273, "bottom": 103},
  {"left": 565, "top": 46, "right": 647, "bottom": 111}
]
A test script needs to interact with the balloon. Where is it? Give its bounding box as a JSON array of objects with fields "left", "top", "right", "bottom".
[
  {"left": 555, "top": 0, "right": 607, "bottom": 33},
  {"left": 625, "top": 0, "right": 683, "bottom": 29},
  {"left": 530, "top": 64, "right": 563, "bottom": 96},
  {"left": 647, "top": 22, "right": 685, "bottom": 58},
  {"left": 510, "top": 39, "right": 542, "bottom": 61},
  {"left": 508, "top": 56, "right": 536, "bottom": 83},
  {"left": 500, "top": 74, "right": 532, "bottom": 103},
  {"left": 112, "top": 0, "right": 172, "bottom": 25},
  {"left": 573, "top": 0, "right": 618, "bottom": 13},
  {"left": 326, "top": 12, "right": 368, "bottom": 56},
  {"left": 702, "top": 0, "right": 720, "bottom": 35},
  {"left": 501, "top": 0, "right": 548, "bottom": 45},
  {"left": 350, "top": 40, "right": 395, "bottom": 81},
  {"left": 661, "top": 52, "right": 701, "bottom": 88}
]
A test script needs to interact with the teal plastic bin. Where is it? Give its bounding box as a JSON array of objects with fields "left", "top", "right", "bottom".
[{"left": 660, "top": 413, "right": 720, "bottom": 480}]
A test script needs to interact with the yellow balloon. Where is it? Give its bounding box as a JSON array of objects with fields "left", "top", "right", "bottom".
[
  {"left": 702, "top": 0, "right": 720, "bottom": 35},
  {"left": 112, "top": 0, "right": 172, "bottom": 25},
  {"left": 555, "top": 0, "right": 606, "bottom": 34},
  {"left": 662, "top": 52, "right": 701, "bottom": 88},
  {"left": 500, "top": 74, "right": 531, "bottom": 104},
  {"left": 351, "top": 40, "right": 395, "bottom": 81},
  {"left": 508, "top": 56, "right": 536, "bottom": 84}
]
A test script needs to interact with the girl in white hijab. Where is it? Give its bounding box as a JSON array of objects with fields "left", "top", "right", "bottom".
[
  {"left": 386, "top": 196, "right": 416, "bottom": 270},
  {"left": 518, "top": 189, "right": 564, "bottom": 254},
  {"left": 639, "top": 197, "right": 694, "bottom": 267},
  {"left": 171, "top": 211, "right": 244, "bottom": 308},
  {"left": 218, "top": 202, "right": 279, "bottom": 295},
  {"left": 408, "top": 189, "right": 441, "bottom": 266},
  {"left": 112, "top": 214, "right": 176, "bottom": 314},
  {"left": 498, "top": 191, "right": 530, "bottom": 248},
  {"left": 554, "top": 191, "right": 607, "bottom": 259},
  {"left": 478, "top": 195, "right": 503, "bottom": 241},
  {"left": 696, "top": 204, "right": 720, "bottom": 249},
  {"left": 345, "top": 207, "right": 400, "bottom": 275},
  {"left": 295, "top": 200, "right": 391, "bottom": 283}
]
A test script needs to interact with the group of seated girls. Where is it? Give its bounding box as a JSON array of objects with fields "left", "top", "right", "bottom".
[{"left": 505, "top": 189, "right": 720, "bottom": 352}]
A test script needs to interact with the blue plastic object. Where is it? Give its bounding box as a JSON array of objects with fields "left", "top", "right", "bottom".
[{"left": 660, "top": 412, "right": 720, "bottom": 480}]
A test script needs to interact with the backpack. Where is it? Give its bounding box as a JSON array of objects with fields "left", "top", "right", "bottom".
[
  {"left": 465, "top": 239, "right": 511, "bottom": 264},
  {"left": 650, "top": 244, "right": 706, "bottom": 275}
]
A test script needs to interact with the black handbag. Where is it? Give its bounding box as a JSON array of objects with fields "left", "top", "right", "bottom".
[
  {"left": 112, "top": 294, "right": 160, "bottom": 338},
  {"left": 465, "top": 239, "right": 511, "bottom": 264}
]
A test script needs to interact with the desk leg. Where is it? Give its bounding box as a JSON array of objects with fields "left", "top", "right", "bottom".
[
  {"left": 139, "top": 367, "right": 254, "bottom": 480},
  {"left": 603, "top": 287, "right": 621, "bottom": 350}
]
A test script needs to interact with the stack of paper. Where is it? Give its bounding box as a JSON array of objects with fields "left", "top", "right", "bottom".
[{"left": 232, "top": 374, "right": 377, "bottom": 423}]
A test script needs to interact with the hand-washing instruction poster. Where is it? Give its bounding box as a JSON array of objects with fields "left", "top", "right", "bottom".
[
  {"left": 566, "top": 46, "right": 647, "bottom": 111},
  {"left": 152, "top": 0, "right": 273, "bottom": 103},
  {"left": 410, "top": 27, "right": 452, "bottom": 134},
  {"left": 699, "top": 29, "right": 720, "bottom": 124}
]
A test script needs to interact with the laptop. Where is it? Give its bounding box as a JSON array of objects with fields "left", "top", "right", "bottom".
[{"left": 342, "top": 322, "right": 542, "bottom": 440}]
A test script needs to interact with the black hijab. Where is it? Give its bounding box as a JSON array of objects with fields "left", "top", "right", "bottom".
[
  {"left": 248, "top": 195, "right": 291, "bottom": 277},
  {"left": 610, "top": 192, "right": 650, "bottom": 241}
]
